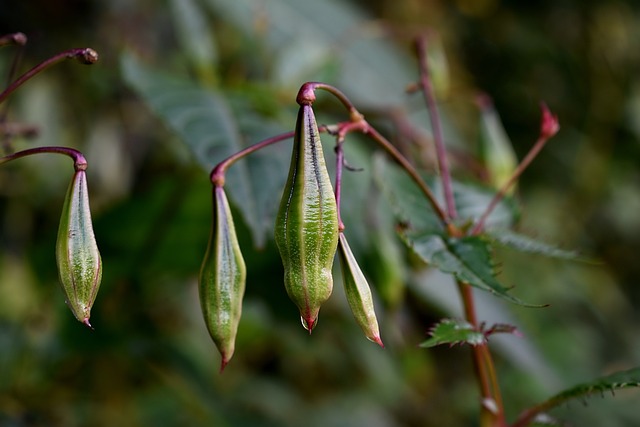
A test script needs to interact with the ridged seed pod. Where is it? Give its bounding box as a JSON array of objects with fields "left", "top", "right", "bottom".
[
  {"left": 337, "top": 233, "right": 383, "bottom": 347},
  {"left": 56, "top": 168, "right": 102, "bottom": 327},
  {"left": 275, "top": 102, "right": 339, "bottom": 332},
  {"left": 199, "top": 185, "right": 246, "bottom": 372}
]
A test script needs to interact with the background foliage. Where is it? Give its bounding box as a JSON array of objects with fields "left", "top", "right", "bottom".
[{"left": 1, "top": 0, "right": 640, "bottom": 425}]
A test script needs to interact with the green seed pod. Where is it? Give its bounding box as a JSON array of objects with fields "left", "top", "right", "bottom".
[
  {"left": 56, "top": 168, "right": 102, "bottom": 328},
  {"left": 477, "top": 95, "right": 517, "bottom": 194},
  {"left": 275, "top": 102, "right": 339, "bottom": 333},
  {"left": 337, "top": 233, "right": 383, "bottom": 347},
  {"left": 199, "top": 185, "right": 246, "bottom": 372}
]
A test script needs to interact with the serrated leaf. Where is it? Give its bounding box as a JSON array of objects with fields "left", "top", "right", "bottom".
[
  {"left": 545, "top": 367, "right": 640, "bottom": 407},
  {"left": 514, "top": 367, "right": 640, "bottom": 427},
  {"left": 487, "top": 229, "right": 587, "bottom": 262},
  {"left": 419, "top": 318, "right": 485, "bottom": 348},
  {"left": 406, "top": 234, "right": 540, "bottom": 306},
  {"left": 121, "top": 53, "right": 290, "bottom": 247}
]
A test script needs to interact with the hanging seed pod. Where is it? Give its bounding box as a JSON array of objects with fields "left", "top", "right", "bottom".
[
  {"left": 56, "top": 167, "right": 102, "bottom": 327},
  {"left": 275, "top": 102, "right": 339, "bottom": 333},
  {"left": 199, "top": 185, "right": 246, "bottom": 372},
  {"left": 337, "top": 233, "right": 383, "bottom": 347}
]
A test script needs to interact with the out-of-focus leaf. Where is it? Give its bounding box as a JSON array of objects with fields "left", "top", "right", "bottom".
[
  {"left": 477, "top": 95, "right": 518, "bottom": 192},
  {"left": 406, "top": 234, "right": 539, "bottom": 306},
  {"left": 201, "top": 0, "right": 414, "bottom": 107},
  {"left": 487, "top": 229, "right": 587, "bottom": 261},
  {"left": 168, "top": 0, "right": 218, "bottom": 83},
  {"left": 419, "top": 318, "right": 485, "bottom": 348},
  {"left": 515, "top": 367, "right": 640, "bottom": 427},
  {"left": 373, "top": 155, "right": 518, "bottom": 235},
  {"left": 121, "top": 53, "right": 290, "bottom": 247},
  {"left": 372, "top": 154, "right": 444, "bottom": 235}
]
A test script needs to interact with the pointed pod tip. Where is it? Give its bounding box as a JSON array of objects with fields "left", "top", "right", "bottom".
[
  {"left": 371, "top": 335, "right": 385, "bottom": 348},
  {"left": 219, "top": 358, "right": 229, "bottom": 374},
  {"left": 82, "top": 318, "right": 94, "bottom": 330}
]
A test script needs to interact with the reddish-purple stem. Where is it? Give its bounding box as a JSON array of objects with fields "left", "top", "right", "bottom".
[
  {"left": 209, "top": 130, "right": 297, "bottom": 186},
  {"left": 0, "top": 146, "right": 87, "bottom": 171},
  {"left": 0, "top": 47, "right": 98, "bottom": 105}
]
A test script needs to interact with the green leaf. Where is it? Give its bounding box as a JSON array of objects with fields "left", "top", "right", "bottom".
[
  {"left": 201, "top": 0, "right": 414, "bottom": 108},
  {"left": 168, "top": 0, "right": 218, "bottom": 83},
  {"left": 372, "top": 154, "right": 445, "bottom": 235},
  {"left": 516, "top": 367, "right": 640, "bottom": 426},
  {"left": 373, "top": 155, "right": 518, "bottom": 235},
  {"left": 121, "top": 53, "right": 290, "bottom": 247},
  {"left": 419, "top": 318, "right": 485, "bottom": 348},
  {"left": 487, "top": 228, "right": 587, "bottom": 261},
  {"left": 406, "top": 234, "right": 540, "bottom": 306}
]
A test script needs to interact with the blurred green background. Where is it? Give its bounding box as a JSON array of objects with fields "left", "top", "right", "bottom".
[{"left": 1, "top": 0, "right": 640, "bottom": 426}]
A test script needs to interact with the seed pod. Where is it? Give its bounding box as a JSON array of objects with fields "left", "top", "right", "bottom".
[
  {"left": 56, "top": 168, "right": 102, "bottom": 327},
  {"left": 477, "top": 95, "right": 517, "bottom": 194},
  {"left": 337, "top": 233, "right": 383, "bottom": 347},
  {"left": 199, "top": 185, "right": 246, "bottom": 372},
  {"left": 275, "top": 102, "right": 339, "bottom": 333}
]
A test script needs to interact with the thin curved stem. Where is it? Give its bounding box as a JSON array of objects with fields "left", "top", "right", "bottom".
[
  {"left": 210, "top": 130, "right": 299, "bottom": 186},
  {"left": 298, "top": 82, "right": 362, "bottom": 121},
  {"left": 0, "top": 47, "right": 98, "bottom": 105},
  {"left": 0, "top": 146, "right": 87, "bottom": 171}
]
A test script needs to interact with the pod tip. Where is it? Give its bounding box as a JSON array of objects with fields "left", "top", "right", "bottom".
[
  {"left": 82, "top": 318, "right": 94, "bottom": 330},
  {"left": 371, "top": 335, "right": 385, "bottom": 348},
  {"left": 219, "top": 356, "right": 231, "bottom": 373}
]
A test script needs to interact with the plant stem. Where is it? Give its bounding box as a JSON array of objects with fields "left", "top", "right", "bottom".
[
  {"left": 415, "top": 35, "right": 457, "bottom": 219},
  {"left": 298, "top": 82, "right": 362, "bottom": 122},
  {"left": 0, "top": 146, "right": 87, "bottom": 171},
  {"left": 210, "top": 130, "right": 298, "bottom": 186},
  {"left": 0, "top": 47, "right": 98, "bottom": 105},
  {"left": 458, "top": 281, "right": 506, "bottom": 426}
]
